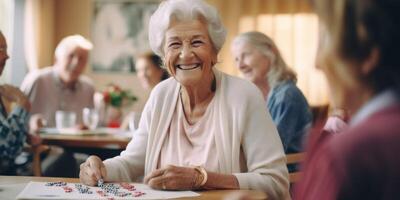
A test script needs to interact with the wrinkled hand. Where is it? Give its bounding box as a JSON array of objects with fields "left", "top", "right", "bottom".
[
  {"left": 79, "top": 156, "right": 107, "bottom": 186},
  {"left": 27, "top": 133, "right": 42, "bottom": 146},
  {"left": 29, "top": 114, "right": 47, "bottom": 134},
  {"left": 0, "top": 84, "right": 30, "bottom": 111},
  {"left": 144, "top": 165, "right": 198, "bottom": 190},
  {"left": 75, "top": 123, "right": 89, "bottom": 130}
]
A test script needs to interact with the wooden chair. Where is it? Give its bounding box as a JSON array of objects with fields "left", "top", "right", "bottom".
[
  {"left": 2, "top": 96, "right": 52, "bottom": 176},
  {"left": 310, "top": 104, "right": 329, "bottom": 125},
  {"left": 286, "top": 152, "right": 306, "bottom": 183},
  {"left": 23, "top": 144, "right": 50, "bottom": 176}
]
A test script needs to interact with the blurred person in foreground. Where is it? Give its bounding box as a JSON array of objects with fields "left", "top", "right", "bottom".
[
  {"left": 0, "top": 30, "right": 40, "bottom": 175},
  {"left": 295, "top": 0, "right": 400, "bottom": 199},
  {"left": 231, "top": 32, "right": 312, "bottom": 165},
  {"left": 80, "top": 0, "right": 290, "bottom": 198}
]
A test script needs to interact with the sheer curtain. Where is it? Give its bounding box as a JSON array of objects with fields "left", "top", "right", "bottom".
[
  {"left": 208, "top": 0, "right": 328, "bottom": 105},
  {"left": 0, "top": 0, "right": 14, "bottom": 84},
  {"left": 24, "top": 0, "right": 55, "bottom": 71}
]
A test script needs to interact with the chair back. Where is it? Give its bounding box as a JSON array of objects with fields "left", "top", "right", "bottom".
[{"left": 286, "top": 152, "right": 306, "bottom": 183}]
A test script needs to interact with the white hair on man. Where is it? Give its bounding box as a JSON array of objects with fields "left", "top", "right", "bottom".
[
  {"left": 148, "top": 0, "right": 227, "bottom": 56},
  {"left": 54, "top": 34, "right": 93, "bottom": 61},
  {"left": 232, "top": 31, "right": 297, "bottom": 88}
]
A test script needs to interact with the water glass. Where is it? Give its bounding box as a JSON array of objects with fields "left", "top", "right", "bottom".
[
  {"left": 83, "top": 108, "right": 100, "bottom": 130},
  {"left": 55, "top": 111, "right": 76, "bottom": 129}
]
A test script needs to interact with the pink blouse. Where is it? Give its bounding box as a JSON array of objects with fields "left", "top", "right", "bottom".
[{"left": 158, "top": 92, "right": 219, "bottom": 171}]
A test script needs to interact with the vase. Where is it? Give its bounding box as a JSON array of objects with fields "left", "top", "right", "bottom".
[{"left": 105, "top": 106, "right": 123, "bottom": 128}]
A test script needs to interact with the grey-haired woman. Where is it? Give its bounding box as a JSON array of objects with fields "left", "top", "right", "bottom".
[{"left": 80, "top": 0, "right": 289, "bottom": 198}]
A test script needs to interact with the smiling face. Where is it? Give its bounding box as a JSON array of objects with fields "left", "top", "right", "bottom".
[
  {"left": 0, "top": 33, "right": 9, "bottom": 76},
  {"left": 56, "top": 46, "right": 89, "bottom": 85},
  {"left": 231, "top": 41, "right": 270, "bottom": 84},
  {"left": 163, "top": 19, "right": 217, "bottom": 87}
]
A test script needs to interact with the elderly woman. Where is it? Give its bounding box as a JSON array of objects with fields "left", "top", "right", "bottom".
[
  {"left": 296, "top": 0, "right": 400, "bottom": 199},
  {"left": 80, "top": 0, "right": 289, "bottom": 198},
  {"left": 231, "top": 32, "right": 312, "bottom": 157}
]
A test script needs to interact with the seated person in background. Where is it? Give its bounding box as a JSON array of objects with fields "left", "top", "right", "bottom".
[
  {"left": 0, "top": 31, "right": 39, "bottom": 174},
  {"left": 20, "top": 35, "right": 95, "bottom": 177},
  {"left": 21, "top": 34, "right": 95, "bottom": 129},
  {"left": 120, "top": 52, "right": 169, "bottom": 130},
  {"left": 136, "top": 51, "right": 169, "bottom": 90},
  {"left": 80, "top": 0, "right": 290, "bottom": 199},
  {"left": 231, "top": 32, "right": 312, "bottom": 158},
  {"left": 295, "top": 0, "right": 400, "bottom": 199}
]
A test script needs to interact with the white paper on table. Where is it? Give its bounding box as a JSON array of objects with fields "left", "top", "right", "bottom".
[
  {"left": 39, "top": 127, "right": 128, "bottom": 136},
  {"left": 17, "top": 182, "right": 200, "bottom": 200}
]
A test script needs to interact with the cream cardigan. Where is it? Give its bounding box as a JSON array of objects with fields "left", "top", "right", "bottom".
[{"left": 104, "top": 69, "right": 289, "bottom": 199}]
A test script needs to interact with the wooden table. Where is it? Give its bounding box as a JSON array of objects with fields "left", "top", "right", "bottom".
[
  {"left": 29, "top": 131, "right": 131, "bottom": 176},
  {"left": 39, "top": 128, "right": 131, "bottom": 149},
  {"left": 40, "top": 133, "right": 130, "bottom": 149},
  {"left": 0, "top": 176, "right": 267, "bottom": 200}
]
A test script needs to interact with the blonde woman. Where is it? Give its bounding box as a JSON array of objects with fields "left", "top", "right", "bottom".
[
  {"left": 231, "top": 32, "right": 312, "bottom": 169},
  {"left": 296, "top": 0, "right": 400, "bottom": 199}
]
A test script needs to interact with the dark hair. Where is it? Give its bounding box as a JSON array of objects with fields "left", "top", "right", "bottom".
[
  {"left": 138, "top": 52, "right": 169, "bottom": 81},
  {"left": 314, "top": 0, "right": 400, "bottom": 93}
]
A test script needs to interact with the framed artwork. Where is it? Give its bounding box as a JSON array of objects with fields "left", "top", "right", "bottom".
[{"left": 91, "top": 0, "right": 160, "bottom": 73}]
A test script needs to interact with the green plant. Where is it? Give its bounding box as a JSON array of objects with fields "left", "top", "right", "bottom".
[{"left": 102, "top": 84, "right": 137, "bottom": 108}]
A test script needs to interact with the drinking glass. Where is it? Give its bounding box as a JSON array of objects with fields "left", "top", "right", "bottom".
[
  {"left": 83, "top": 108, "right": 99, "bottom": 130},
  {"left": 55, "top": 111, "right": 76, "bottom": 129}
]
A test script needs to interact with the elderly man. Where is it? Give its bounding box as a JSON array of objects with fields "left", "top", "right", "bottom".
[
  {"left": 21, "top": 35, "right": 95, "bottom": 129},
  {"left": 20, "top": 35, "right": 95, "bottom": 177}
]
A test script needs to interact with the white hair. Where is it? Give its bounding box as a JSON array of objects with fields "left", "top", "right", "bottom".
[
  {"left": 55, "top": 35, "right": 93, "bottom": 60},
  {"left": 232, "top": 31, "right": 297, "bottom": 88},
  {"left": 149, "top": 0, "right": 227, "bottom": 56}
]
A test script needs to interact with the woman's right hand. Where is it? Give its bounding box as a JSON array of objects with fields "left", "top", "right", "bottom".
[
  {"left": 29, "top": 114, "right": 46, "bottom": 134},
  {"left": 0, "top": 84, "right": 30, "bottom": 111},
  {"left": 79, "top": 156, "right": 107, "bottom": 186}
]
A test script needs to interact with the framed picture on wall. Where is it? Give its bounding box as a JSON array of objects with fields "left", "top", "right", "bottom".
[{"left": 91, "top": 0, "right": 160, "bottom": 73}]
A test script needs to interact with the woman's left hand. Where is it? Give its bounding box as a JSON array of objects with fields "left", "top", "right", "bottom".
[
  {"left": 27, "top": 133, "right": 42, "bottom": 146},
  {"left": 144, "top": 165, "right": 198, "bottom": 190}
]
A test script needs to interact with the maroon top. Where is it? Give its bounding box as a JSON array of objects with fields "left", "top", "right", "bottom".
[{"left": 295, "top": 104, "right": 400, "bottom": 200}]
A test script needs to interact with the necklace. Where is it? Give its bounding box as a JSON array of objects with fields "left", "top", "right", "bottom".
[{"left": 180, "top": 88, "right": 215, "bottom": 125}]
